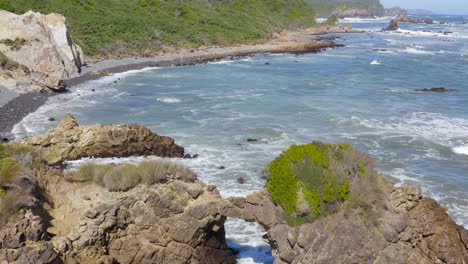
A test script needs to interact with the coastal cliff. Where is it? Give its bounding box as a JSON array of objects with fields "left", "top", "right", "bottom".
[
  {"left": 0, "top": 10, "right": 84, "bottom": 93},
  {"left": 1, "top": 119, "right": 466, "bottom": 263}
]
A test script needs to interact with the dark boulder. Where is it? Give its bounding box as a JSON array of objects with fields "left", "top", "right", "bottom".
[
  {"left": 415, "top": 87, "right": 457, "bottom": 92},
  {"left": 383, "top": 20, "right": 399, "bottom": 31}
]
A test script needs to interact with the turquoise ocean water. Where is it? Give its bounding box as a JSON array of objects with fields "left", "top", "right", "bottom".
[{"left": 13, "top": 15, "right": 468, "bottom": 263}]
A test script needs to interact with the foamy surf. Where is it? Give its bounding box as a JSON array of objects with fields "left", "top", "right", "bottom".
[
  {"left": 156, "top": 97, "right": 183, "bottom": 103},
  {"left": 453, "top": 145, "right": 468, "bottom": 155}
]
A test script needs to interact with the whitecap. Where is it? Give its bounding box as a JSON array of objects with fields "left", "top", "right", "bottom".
[
  {"left": 453, "top": 145, "right": 468, "bottom": 155},
  {"left": 370, "top": 60, "right": 381, "bottom": 65},
  {"left": 156, "top": 97, "right": 183, "bottom": 103},
  {"left": 401, "top": 47, "right": 434, "bottom": 55}
]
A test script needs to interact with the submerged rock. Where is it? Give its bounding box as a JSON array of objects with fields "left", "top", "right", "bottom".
[
  {"left": 0, "top": 10, "right": 84, "bottom": 93},
  {"left": 415, "top": 87, "right": 457, "bottom": 92},
  {"left": 24, "top": 114, "right": 184, "bottom": 163}
]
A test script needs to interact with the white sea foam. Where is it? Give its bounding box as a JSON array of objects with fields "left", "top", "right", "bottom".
[
  {"left": 453, "top": 145, "right": 468, "bottom": 155},
  {"left": 209, "top": 60, "right": 236, "bottom": 65},
  {"left": 339, "top": 16, "right": 393, "bottom": 23},
  {"left": 370, "top": 59, "right": 381, "bottom": 65},
  {"left": 384, "top": 29, "right": 468, "bottom": 39},
  {"left": 156, "top": 97, "right": 183, "bottom": 103},
  {"left": 209, "top": 57, "right": 253, "bottom": 65},
  {"left": 401, "top": 47, "right": 434, "bottom": 55},
  {"left": 353, "top": 112, "right": 468, "bottom": 145}
]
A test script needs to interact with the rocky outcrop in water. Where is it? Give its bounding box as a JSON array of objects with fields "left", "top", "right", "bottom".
[
  {"left": 415, "top": 87, "right": 457, "bottom": 92},
  {"left": 0, "top": 10, "right": 84, "bottom": 93},
  {"left": 383, "top": 20, "right": 399, "bottom": 31},
  {"left": 24, "top": 114, "right": 184, "bottom": 164},
  {"left": 396, "top": 15, "right": 438, "bottom": 25}
]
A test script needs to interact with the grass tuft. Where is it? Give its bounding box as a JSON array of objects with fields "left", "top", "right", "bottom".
[{"left": 65, "top": 160, "right": 197, "bottom": 191}]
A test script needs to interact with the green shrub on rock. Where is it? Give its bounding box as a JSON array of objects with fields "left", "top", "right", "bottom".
[
  {"left": 322, "top": 14, "right": 338, "bottom": 25},
  {"left": 265, "top": 141, "right": 373, "bottom": 225}
]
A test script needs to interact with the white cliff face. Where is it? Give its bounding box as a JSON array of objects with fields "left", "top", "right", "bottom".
[{"left": 0, "top": 10, "right": 84, "bottom": 93}]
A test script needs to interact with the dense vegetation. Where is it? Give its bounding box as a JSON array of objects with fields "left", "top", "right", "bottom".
[
  {"left": 304, "top": 0, "right": 383, "bottom": 17},
  {"left": 264, "top": 141, "right": 380, "bottom": 225},
  {"left": 0, "top": 0, "right": 316, "bottom": 57}
]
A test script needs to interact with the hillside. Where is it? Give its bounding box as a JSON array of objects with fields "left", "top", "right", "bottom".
[
  {"left": 0, "top": 0, "right": 316, "bottom": 58},
  {"left": 305, "top": 0, "right": 384, "bottom": 17}
]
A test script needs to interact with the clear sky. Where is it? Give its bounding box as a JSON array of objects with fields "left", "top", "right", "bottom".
[{"left": 381, "top": 0, "right": 468, "bottom": 15}]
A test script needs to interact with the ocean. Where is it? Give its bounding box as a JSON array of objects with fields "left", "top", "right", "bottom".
[{"left": 12, "top": 15, "right": 468, "bottom": 263}]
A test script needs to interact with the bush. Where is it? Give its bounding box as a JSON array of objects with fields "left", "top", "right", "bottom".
[
  {"left": 0, "top": 158, "right": 20, "bottom": 186},
  {"left": 138, "top": 0, "right": 147, "bottom": 8},
  {"left": 322, "top": 14, "right": 338, "bottom": 25},
  {"left": 0, "top": 0, "right": 14, "bottom": 12},
  {"left": 2, "top": 0, "right": 316, "bottom": 57},
  {"left": 265, "top": 141, "right": 375, "bottom": 225},
  {"left": 66, "top": 160, "right": 197, "bottom": 191}
]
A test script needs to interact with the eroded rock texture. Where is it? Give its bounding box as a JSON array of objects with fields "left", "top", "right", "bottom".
[
  {"left": 0, "top": 165, "right": 235, "bottom": 264},
  {"left": 24, "top": 114, "right": 184, "bottom": 164},
  {"left": 225, "top": 184, "right": 468, "bottom": 264},
  {"left": 0, "top": 10, "right": 84, "bottom": 93}
]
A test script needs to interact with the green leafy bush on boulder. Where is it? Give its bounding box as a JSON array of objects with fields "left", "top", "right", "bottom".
[
  {"left": 322, "top": 14, "right": 338, "bottom": 25},
  {"left": 1, "top": 0, "right": 316, "bottom": 57},
  {"left": 265, "top": 141, "right": 373, "bottom": 225}
]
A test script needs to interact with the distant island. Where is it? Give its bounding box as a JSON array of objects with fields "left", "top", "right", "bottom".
[{"left": 407, "top": 9, "right": 434, "bottom": 15}]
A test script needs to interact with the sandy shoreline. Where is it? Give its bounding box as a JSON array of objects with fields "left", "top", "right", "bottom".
[{"left": 0, "top": 26, "right": 361, "bottom": 138}]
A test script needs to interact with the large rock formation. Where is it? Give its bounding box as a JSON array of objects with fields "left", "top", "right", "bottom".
[
  {"left": 225, "top": 142, "right": 468, "bottom": 264},
  {"left": 3, "top": 128, "right": 467, "bottom": 264},
  {"left": 0, "top": 164, "right": 236, "bottom": 264},
  {"left": 0, "top": 10, "right": 84, "bottom": 93},
  {"left": 24, "top": 114, "right": 184, "bottom": 164}
]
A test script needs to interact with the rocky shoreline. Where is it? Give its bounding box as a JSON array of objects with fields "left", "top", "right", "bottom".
[
  {"left": 0, "top": 23, "right": 358, "bottom": 139},
  {"left": 1, "top": 121, "right": 466, "bottom": 263}
]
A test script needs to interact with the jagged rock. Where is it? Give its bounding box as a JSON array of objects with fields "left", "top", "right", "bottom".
[
  {"left": 224, "top": 142, "right": 468, "bottom": 264},
  {"left": 383, "top": 20, "right": 399, "bottom": 31},
  {"left": 0, "top": 210, "right": 59, "bottom": 264},
  {"left": 1, "top": 163, "right": 236, "bottom": 264},
  {"left": 425, "top": 18, "right": 434, "bottom": 24},
  {"left": 415, "top": 87, "right": 457, "bottom": 92},
  {"left": 396, "top": 15, "right": 434, "bottom": 24},
  {"left": 0, "top": 10, "right": 84, "bottom": 93},
  {"left": 24, "top": 114, "right": 184, "bottom": 163}
]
